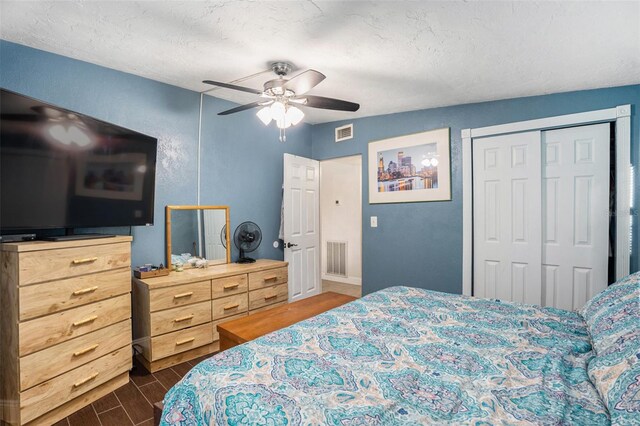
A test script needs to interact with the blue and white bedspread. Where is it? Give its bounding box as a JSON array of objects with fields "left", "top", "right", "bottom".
[{"left": 161, "top": 286, "right": 610, "bottom": 425}]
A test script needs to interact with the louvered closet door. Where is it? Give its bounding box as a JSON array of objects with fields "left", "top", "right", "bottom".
[
  {"left": 542, "top": 124, "right": 610, "bottom": 310},
  {"left": 473, "top": 131, "right": 542, "bottom": 304}
]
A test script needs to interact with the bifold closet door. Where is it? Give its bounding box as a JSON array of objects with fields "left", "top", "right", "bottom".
[
  {"left": 473, "top": 131, "right": 542, "bottom": 304},
  {"left": 541, "top": 123, "right": 610, "bottom": 310}
]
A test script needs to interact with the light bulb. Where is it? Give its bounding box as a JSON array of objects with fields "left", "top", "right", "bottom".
[
  {"left": 256, "top": 106, "right": 272, "bottom": 125},
  {"left": 285, "top": 106, "right": 304, "bottom": 126},
  {"left": 421, "top": 158, "right": 430, "bottom": 168},
  {"left": 270, "top": 101, "right": 286, "bottom": 122},
  {"left": 431, "top": 158, "right": 439, "bottom": 167}
]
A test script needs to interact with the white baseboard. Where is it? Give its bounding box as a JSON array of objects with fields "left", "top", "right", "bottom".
[{"left": 322, "top": 274, "right": 362, "bottom": 286}]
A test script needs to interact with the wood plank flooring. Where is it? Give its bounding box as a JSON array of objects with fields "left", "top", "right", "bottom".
[
  {"left": 52, "top": 355, "right": 212, "bottom": 426},
  {"left": 322, "top": 279, "right": 362, "bottom": 297}
]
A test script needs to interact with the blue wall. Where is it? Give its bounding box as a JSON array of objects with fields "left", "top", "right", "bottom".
[
  {"left": 200, "top": 96, "right": 311, "bottom": 260},
  {"left": 312, "top": 85, "right": 640, "bottom": 295},
  {"left": 2, "top": 41, "right": 637, "bottom": 296},
  {"left": 0, "top": 40, "right": 312, "bottom": 266}
]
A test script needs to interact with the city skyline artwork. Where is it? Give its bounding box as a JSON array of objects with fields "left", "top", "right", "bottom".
[{"left": 376, "top": 142, "right": 439, "bottom": 192}]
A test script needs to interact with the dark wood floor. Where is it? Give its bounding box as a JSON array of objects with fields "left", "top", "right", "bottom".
[{"left": 52, "top": 354, "right": 213, "bottom": 426}]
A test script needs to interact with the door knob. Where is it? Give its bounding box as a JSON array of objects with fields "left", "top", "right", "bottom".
[{"left": 286, "top": 242, "right": 298, "bottom": 248}]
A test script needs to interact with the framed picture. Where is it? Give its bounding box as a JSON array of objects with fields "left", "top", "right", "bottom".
[{"left": 368, "top": 127, "right": 450, "bottom": 204}]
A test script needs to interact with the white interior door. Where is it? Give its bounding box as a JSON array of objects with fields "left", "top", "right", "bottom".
[
  {"left": 202, "top": 210, "right": 227, "bottom": 262},
  {"left": 542, "top": 123, "right": 610, "bottom": 310},
  {"left": 284, "top": 153, "right": 320, "bottom": 302},
  {"left": 473, "top": 131, "right": 542, "bottom": 305}
]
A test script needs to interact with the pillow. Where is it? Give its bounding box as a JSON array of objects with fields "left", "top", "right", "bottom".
[
  {"left": 581, "top": 272, "right": 639, "bottom": 354},
  {"left": 581, "top": 273, "right": 640, "bottom": 423}
]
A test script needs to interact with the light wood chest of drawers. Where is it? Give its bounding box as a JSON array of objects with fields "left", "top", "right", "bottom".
[
  {"left": 132, "top": 259, "right": 288, "bottom": 372},
  {"left": 0, "top": 236, "right": 133, "bottom": 426}
]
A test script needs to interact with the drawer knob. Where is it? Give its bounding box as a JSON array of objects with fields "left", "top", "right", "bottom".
[
  {"left": 176, "top": 337, "right": 195, "bottom": 346},
  {"left": 73, "top": 344, "right": 99, "bottom": 357},
  {"left": 174, "top": 292, "right": 194, "bottom": 299},
  {"left": 174, "top": 314, "right": 195, "bottom": 323},
  {"left": 223, "top": 303, "right": 240, "bottom": 310},
  {"left": 264, "top": 294, "right": 278, "bottom": 300},
  {"left": 72, "top": 286, "right": 99, "bottom": 296},
  {"left": 264, "top": 275, "right": 278, "bottom": 281},
  {"left": 73, "top": 315, "right": 98, "bottom": 327},
  {"left": 71, "top": 257, "right": 98, "bottom": 265},
  {"left": 73, "top": 372, "right": 99, "bottom": 388},
  {"left": 223, "top": 283, "right": 240, "bottom": 290}
]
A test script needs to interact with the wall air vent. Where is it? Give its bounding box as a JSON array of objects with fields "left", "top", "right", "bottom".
[
  {"left": 335, "top": 124, "right": 353, "bottom": 142},
  {"left": 326, "top": 241, "right": 348, "bottom": 277}
]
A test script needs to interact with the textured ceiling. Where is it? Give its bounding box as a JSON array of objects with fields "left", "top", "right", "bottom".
[{"left": 1, "top": 1, "right": 639, "bottom": 124}]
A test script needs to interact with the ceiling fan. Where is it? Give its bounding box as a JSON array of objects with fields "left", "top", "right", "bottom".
[{"left": 203, "top": 62, "right": 359, "bottom": 142}]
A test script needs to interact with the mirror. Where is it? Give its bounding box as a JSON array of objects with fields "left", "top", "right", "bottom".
[{"left": 166, "top": 205, "right": 230, "bottom": 270}]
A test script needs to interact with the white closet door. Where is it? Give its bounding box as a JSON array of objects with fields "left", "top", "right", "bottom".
[
  {"left": 542, "top": 123, "right": 610, "bottom": 310},
  {"left": 473, "top": 131, "right": 542, "bottom": 304}
]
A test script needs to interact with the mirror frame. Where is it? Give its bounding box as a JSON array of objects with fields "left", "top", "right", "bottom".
[{"left": 165, "top": 205, "right": 231, "bottom": 271}]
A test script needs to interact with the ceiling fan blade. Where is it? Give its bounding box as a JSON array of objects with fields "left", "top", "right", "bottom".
[
  {"left": 218, "top": 101, "right": 267, "bottom": 116},
  {"left": 297, "top": 95, "right": 360, "bottom": 112},
  {"left": 282, "top": 70, "right": 325, "bottom": 96},
  {"left": 203, "top": 80, "right": 262, "bottom": 95}
]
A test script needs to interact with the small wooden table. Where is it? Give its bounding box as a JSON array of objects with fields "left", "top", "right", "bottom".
[{"left": 217, "top": 292, "right": 356, "bottom": 350}]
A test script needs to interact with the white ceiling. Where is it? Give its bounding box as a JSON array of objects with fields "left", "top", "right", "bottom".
[{"left": 1, "top": 1, "right": 639, "bottom": 124}]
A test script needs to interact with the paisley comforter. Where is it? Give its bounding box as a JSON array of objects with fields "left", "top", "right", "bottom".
[{"left": 161, "top": 286, "right": 610, "bottom": 425}]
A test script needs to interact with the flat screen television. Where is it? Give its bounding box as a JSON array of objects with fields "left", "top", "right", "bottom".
[{"left": 1, "top": 89, "right": 157, "bottom": 233}]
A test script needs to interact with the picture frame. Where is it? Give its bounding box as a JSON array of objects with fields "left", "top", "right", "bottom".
[{"left": 368, "top": 127, "right": 451, "bottom": 204}]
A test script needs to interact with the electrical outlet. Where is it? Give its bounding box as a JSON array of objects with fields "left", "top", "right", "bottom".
[{"left": 370, "top": 216, "right": 378, "bottom": 227}]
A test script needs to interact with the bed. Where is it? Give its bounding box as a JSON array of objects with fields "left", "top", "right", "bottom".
[{"left": 160, "top": 274, "right": 639, "bottom": 425}]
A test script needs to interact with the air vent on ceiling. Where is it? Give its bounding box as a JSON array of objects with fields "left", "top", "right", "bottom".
[{"left": 335, "top": 124, "right": 353, "bottom": 142}]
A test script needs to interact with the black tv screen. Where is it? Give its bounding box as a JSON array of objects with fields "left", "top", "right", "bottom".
[{"left": 1, "top": 89, "right": 157, "bottom": 231}]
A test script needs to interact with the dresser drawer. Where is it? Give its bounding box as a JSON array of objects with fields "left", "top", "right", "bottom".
[
  {"left": 248, "top": 267, "right": 288, "bottom": 290},
  {"left": 150, "top": 301, "right": 211, "bottom": 337},
  {"left": 212, "top": 293, "right": 248, "bottom": 320},
  {"left": 20, "top": 320, "right": 131, "bottom": 391},
  {"left": 20, "top": 345, "right": 131, "bottom": 424},
  {"left": 19, "top": 268, "right": 131, "bottom": 321},
  {"left": 212, "top": 274, "right": 248, "bottom": 299},
  {"left": 249, "top": 283, "right": 288, "bottom": 311},
  {"left": 150, "top": 323, "right": 212, "bottom": 361},
  {"left": 212, "top": 312, "right": 247, "bottom": 341},
  {"left": 19, "top": 293, "right": 131, "bottom": 356},
  {"left": 149, "top": 280, "right": 210, "bottom": 312},
  {"left": 17, "top": 242, "right": 131, "bottom": 285}
]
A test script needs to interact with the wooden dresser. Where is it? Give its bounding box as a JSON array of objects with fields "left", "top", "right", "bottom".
[
  {"left": 0, "top": 236, "right": 133, "bottom": 426},
  {"left": 132, "top": 259, "right": 288, "bottom": 372}
]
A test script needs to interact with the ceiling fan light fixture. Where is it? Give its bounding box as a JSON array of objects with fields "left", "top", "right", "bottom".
[
  {"left": 276, "top": 116, "right": 291, "bottom": 129},
  {"left": 256, "top": 106, "right": 272, "bottom": 125},
  {"left": 270, "top": 101, "right": 286, "bottom": 122},
  {"left": 285, "top": 106, "right": 304, "bottom": 126}
]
